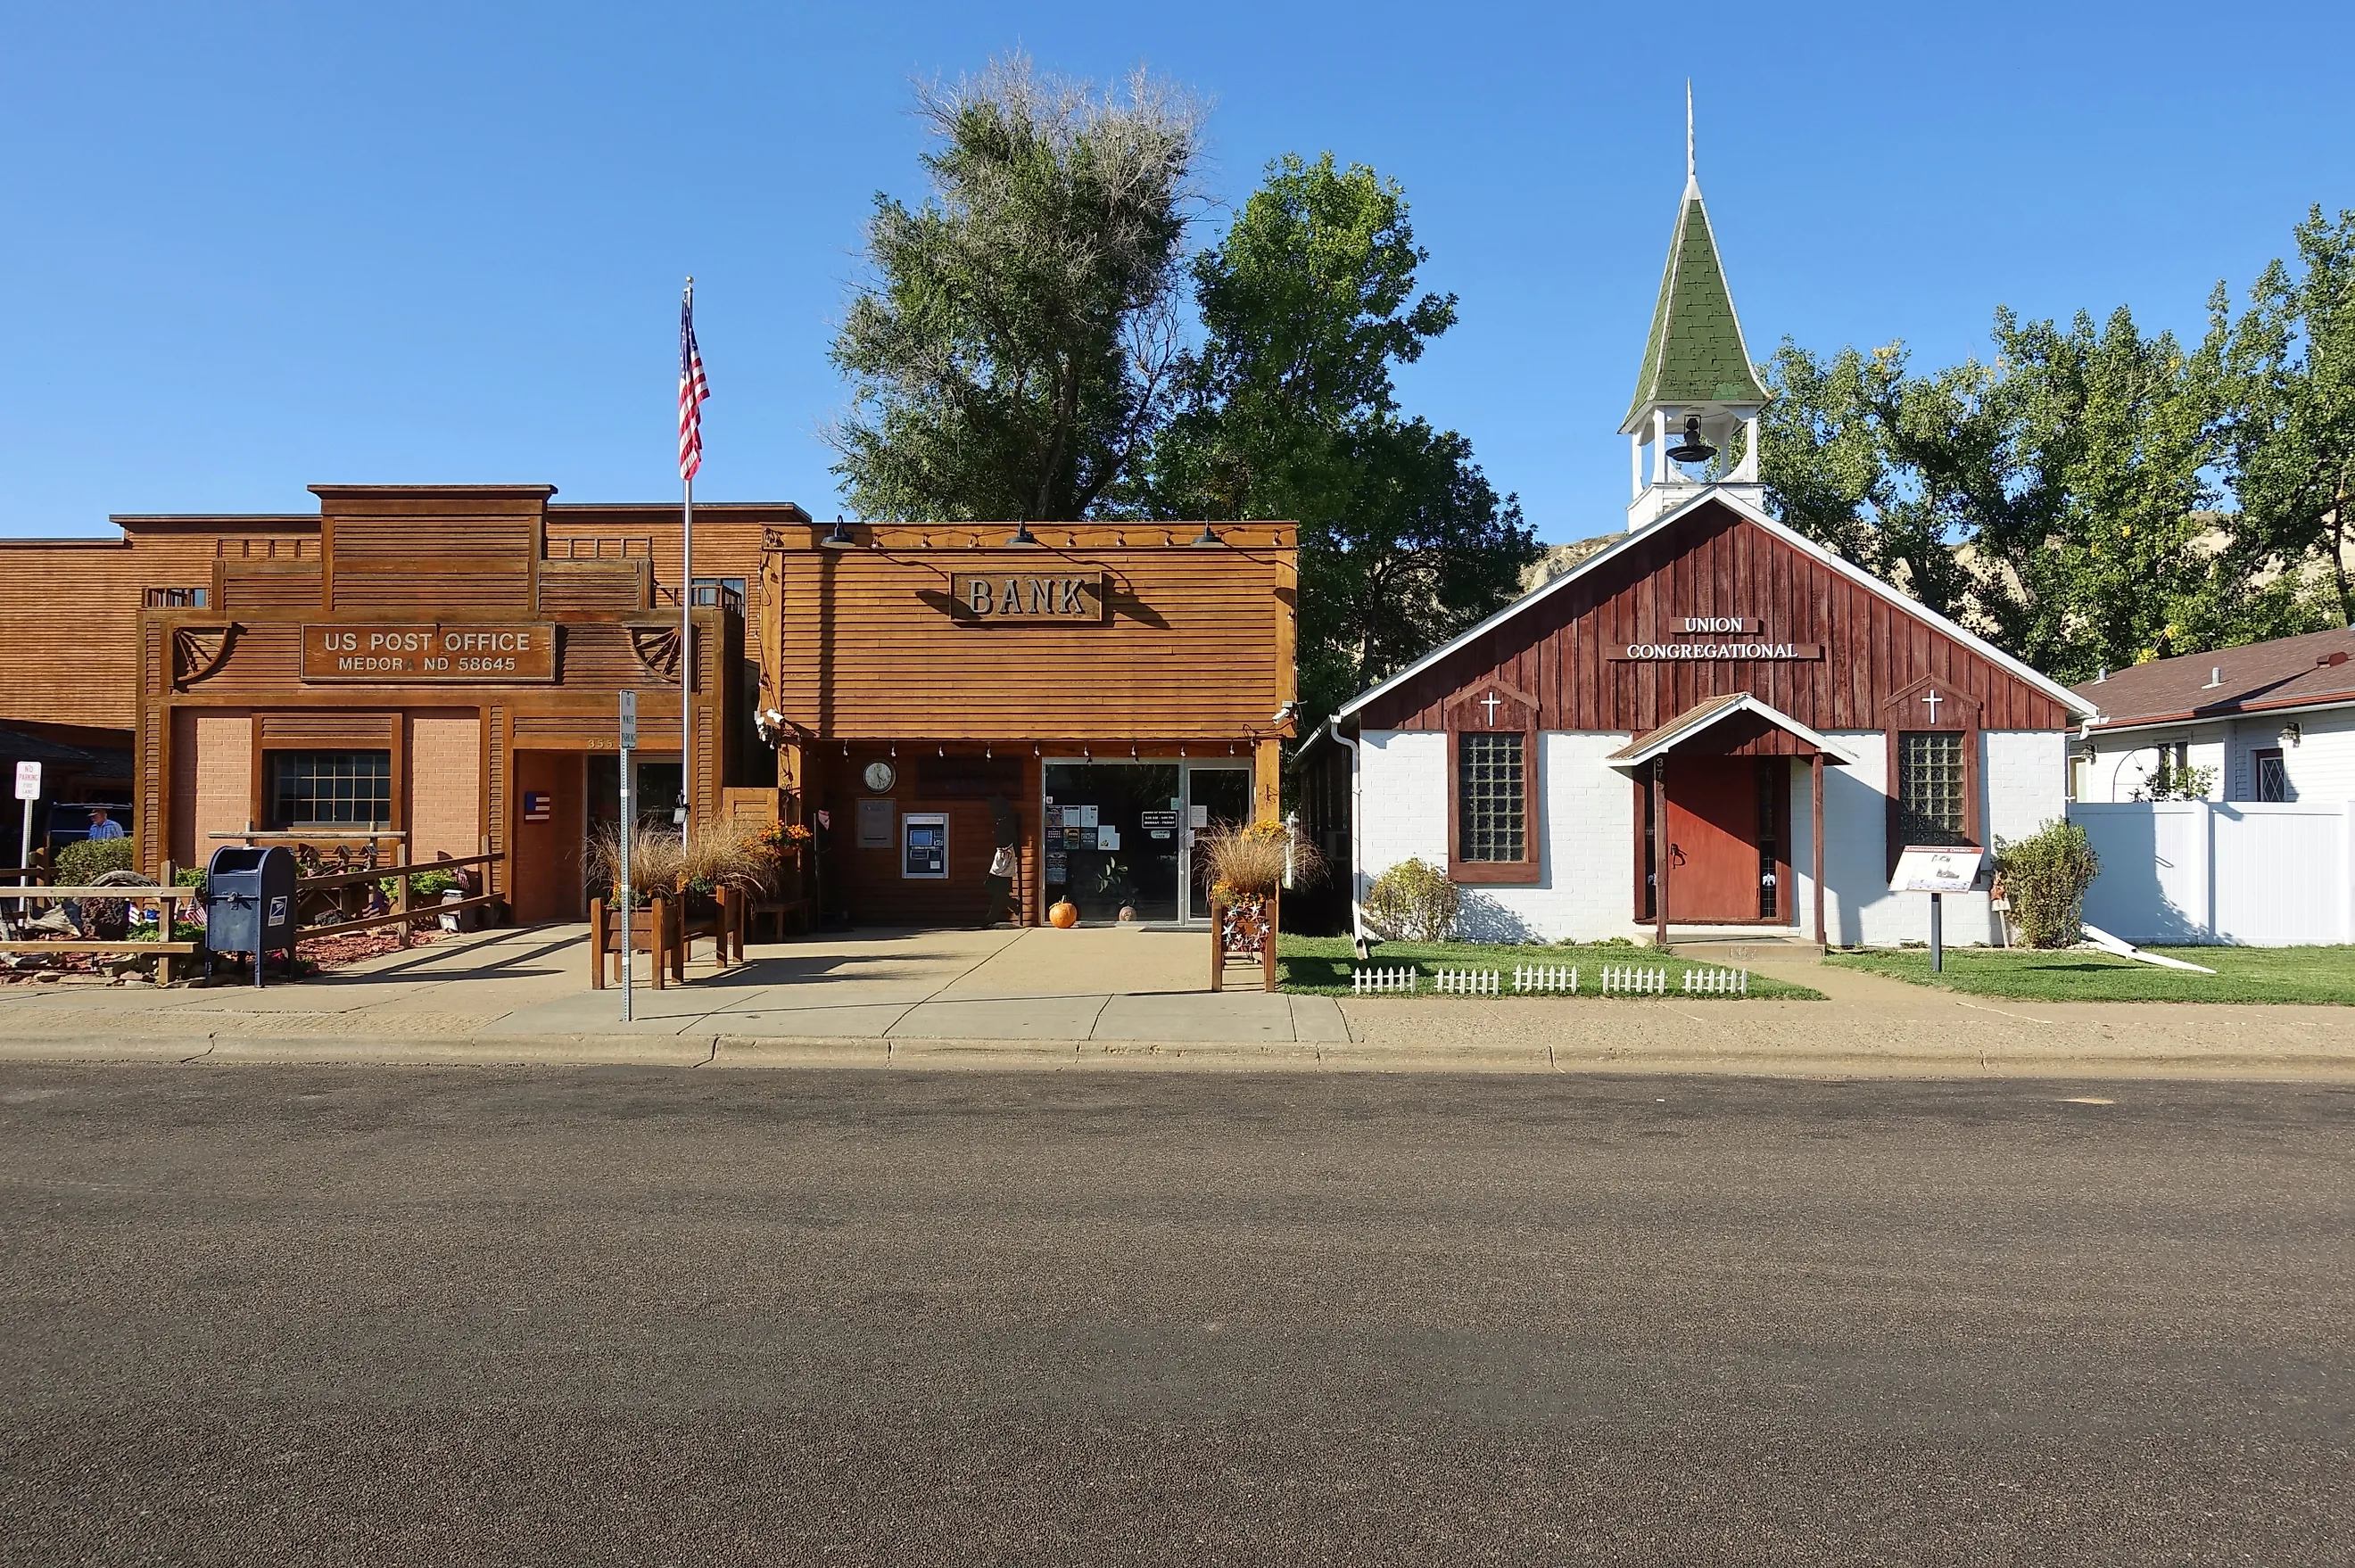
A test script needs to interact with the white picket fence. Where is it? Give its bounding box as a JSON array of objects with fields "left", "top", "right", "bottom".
[
  {"left": 1599, "top": 964, "right": 1667, "bottom": 995},
  {"left": 1682, "top": 966, "right": 1749, "bottom": 995},
  {"left": 1432, "top": 966, "right": 1500, "bottom": 995},
  {"left": 1351, "top": 965, "right": 1419, "bottom": 994},
  {"left": 1512, "top": 963, "right": 1580, "bottom": 994}
]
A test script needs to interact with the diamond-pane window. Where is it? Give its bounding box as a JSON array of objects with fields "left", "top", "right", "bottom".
[
  {"left": 1896, "top": 731, "right": 1968, "bottom": 845},
  {"left": 269, "top": 751, "right": 392, "bottom": 830},
  {"left": 1458, "top": 732, "right": 1525, "bottom": 862}
]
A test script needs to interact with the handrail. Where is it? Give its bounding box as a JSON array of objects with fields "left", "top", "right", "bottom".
[
  {"left": 0, "top": 885, "right": 199, "bottom": 902},
  {"left": 206, "top": 829, "right": 407, "bottom": 841},
  {"left": 296, "top": 852, "right": 498, "bottom": 892}
]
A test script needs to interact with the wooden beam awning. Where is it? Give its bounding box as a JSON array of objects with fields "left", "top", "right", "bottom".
[{"left": 1607, "top": 692, "right": 1859, "bottom": 770}]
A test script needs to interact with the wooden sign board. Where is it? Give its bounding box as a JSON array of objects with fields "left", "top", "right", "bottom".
[
  {"left": 1889, "top": 846, "right": 1984, "bottom": 894},
  {"left": 302, "top": 623, "right": 557, "bottom": 682},
  {"left": 947, "top": 572, "right": 1107, "bottom": 623}
]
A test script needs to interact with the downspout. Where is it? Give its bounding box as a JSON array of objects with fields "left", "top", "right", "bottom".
[{"left": 1331, "top": 720, "right": 1367, "bottom": 952}]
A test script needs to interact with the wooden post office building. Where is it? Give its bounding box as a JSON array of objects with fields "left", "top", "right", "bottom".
[
  {"left": 1312, "top": 166, "right": 2096, "bottom": 948},
  {"left": 0, "top": 486, "right": 1296, "bottom": 931}
]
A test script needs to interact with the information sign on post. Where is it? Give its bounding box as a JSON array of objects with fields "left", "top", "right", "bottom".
[
  {"left": 1888, "top": 846, "right": 1985, "bottom": 973},
  {"left": 13, "top": 762, "right": 38, "bottom": 890},
  {"left": 617, "top": 691, "right": 637, "bottom": 1019}
]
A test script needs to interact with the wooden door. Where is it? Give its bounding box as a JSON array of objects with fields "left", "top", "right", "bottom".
[
  {"left": 511, "top": 751, "right": 585, "bottom": 924},
  {"left": 1664, "top": 759, "right": 1760, "bottom": 922}
]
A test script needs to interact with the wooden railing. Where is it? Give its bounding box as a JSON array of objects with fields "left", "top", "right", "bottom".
[
  {"left": 291, "top": 853, "right": 502, "bottom": 947},
  {"left": 0, "top": 884, "right": 204, "bottom": 982},
  {"left": 548, "top": 535, "right": 656, "bottom": 559}
]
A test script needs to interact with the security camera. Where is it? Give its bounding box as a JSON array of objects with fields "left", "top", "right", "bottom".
[{"left": 1269, "top": 699, "right": 1300, "bottom": 725}]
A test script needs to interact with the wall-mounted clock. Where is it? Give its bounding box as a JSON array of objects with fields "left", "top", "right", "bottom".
[{"left": 863, "top": 760, "right": 897, "bottom": 794}]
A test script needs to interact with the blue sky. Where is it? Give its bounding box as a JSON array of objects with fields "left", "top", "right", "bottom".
[{"left": 4, "top": 1, "right": 2351, "bottom": 544}]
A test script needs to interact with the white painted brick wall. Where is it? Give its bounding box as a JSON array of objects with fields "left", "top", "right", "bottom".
[
  {"left": 1357, "top": 730, "right": 1448, "bottom": 909},
  {"left": 1453, "top": 733, "right": 1635, "bottom": 942},
  {"left": 1359, "top": 723, "right": 2069, "bottom": 948}
]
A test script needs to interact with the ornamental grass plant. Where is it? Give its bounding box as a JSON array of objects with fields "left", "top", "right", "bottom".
[
  {"left": 1199, "top": 820, "right": 1325, "bottom": 899},
  {"left": 589, "top": 818, "right": 774, "bottom": 905}
]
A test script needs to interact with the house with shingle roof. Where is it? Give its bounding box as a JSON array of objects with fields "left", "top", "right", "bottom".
[{"left": 2070, "top": 626, "right": 2355, "bottom": 804}]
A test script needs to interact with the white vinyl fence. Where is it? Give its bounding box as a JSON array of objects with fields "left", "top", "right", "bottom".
[{"left": 2069, "top": 800, "right": 2355, "bottom": 945}]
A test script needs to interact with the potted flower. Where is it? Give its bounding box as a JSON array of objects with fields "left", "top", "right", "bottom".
[{"left": 1198, "top": 820, "right": 1325, "bottom": 992}]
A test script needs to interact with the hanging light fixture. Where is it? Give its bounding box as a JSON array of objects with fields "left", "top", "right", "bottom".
[
  {"left": 820, "top": 518, "right": 858, "bottom": 549},
  {"left": 1191, "top": 522, "right": 1221, "bottom": 547},
  {"left": 1005, "top": 519, "right": 1040, "bottom": 548},
  {"left": 938, "top": 744, "right": 946, "bottom": 756},
  {"left": 1665, "top": 416, "right": 1716, "bottom": 465},
  {"left": 1128, "top": 744, "right": 1138, "bottom": 758}
]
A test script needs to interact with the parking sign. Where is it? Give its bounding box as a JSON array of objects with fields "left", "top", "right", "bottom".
[{"left": 13, "top": 762, "right": 39, "bottom": 802}]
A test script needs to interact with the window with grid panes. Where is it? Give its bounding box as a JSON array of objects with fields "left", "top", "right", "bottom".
[
  {"left": 1458, "top": 732, "right": 1525, "bottom": 862},
  {"left": 269, "top": 751, "right": 392, "bottom": 829},
  {"left": 1896, "top": 731, "right": 1969, "bottom": 845}
]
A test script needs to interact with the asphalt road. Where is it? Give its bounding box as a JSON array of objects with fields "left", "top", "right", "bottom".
[{"left": 3, "top": 1066, "right": 2348, "bottom": 1566}]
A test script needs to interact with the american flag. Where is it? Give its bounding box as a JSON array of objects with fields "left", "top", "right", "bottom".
[{"left": 678, "top": 286, "right": 710, "bottom": 482}]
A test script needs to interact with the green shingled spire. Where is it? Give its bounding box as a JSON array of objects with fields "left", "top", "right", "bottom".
[{"left": 1619, "top": 180, "right": 1769, "bottom": 433}]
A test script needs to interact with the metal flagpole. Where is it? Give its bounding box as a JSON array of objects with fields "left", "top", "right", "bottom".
[{"left": 677, "top": 276, "right": 706, "bottom": 847}]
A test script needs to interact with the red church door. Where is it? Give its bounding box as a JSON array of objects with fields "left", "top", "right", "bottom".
[{"left": 1664, "top": 758, "right": 1763, "bottom": 922}]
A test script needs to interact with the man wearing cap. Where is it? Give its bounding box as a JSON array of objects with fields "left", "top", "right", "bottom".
[{"left": 86, "top": 808, "right": 125, "bottom": 841}]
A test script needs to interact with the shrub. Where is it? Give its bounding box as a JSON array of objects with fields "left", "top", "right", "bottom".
[
  {"left": 1995, "top": 820, "right": 2101, "bottom": 948},
  {"left": 1363, "top": 857, "right": 1459, "bottom": 943},
  {"left": 56, "top": 837, "right": 134, "bottom": 886},
  {"left": 585, "top": 819, "right": 772, "bottom": 904}
]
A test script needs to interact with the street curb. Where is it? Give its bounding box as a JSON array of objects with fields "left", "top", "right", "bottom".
[{"left": 0, "top": 1032, "right": 2352, "bottom": 1081}]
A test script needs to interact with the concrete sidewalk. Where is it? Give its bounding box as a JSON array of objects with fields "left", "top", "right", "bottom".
[{"left": 0, "top": 923, "right": 2347, "bottom": 1079}]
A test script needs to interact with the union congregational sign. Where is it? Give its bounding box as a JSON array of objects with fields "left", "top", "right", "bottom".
[
  {"left": 300, "top": 623, "right": 557, "bottom": 681},
  {"left": 1607, "top": 614, "right": 1822, "bottom": 661}
]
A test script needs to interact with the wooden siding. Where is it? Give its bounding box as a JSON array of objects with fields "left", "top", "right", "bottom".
[
  {"left": 537, "top": 558, "right": 650, "bottom": 616},
  {"left": 217, "top": 560, "right": 324, "bottom": 613},
  {"left": 772, "top": 535, "right": 1296, "bottom": 742},
  {"left": 1359, "top": 500, "right": 2072, "bottom": 734},
  {"left": 0, "top": 523, "right": 314, "bottom": 732},
  {"left": 320, "top": 491, "right": 544, "bottom": 615}
]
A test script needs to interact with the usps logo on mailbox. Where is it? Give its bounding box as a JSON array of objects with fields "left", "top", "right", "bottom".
[
  {"left": 268, "top": 895, "right": 289, "bottom": 925},
  {"left": 523, "top": 791, "right": 552, "bottom": 822}
]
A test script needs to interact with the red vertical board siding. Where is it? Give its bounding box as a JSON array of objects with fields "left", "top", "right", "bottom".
[{"left": 1357, "top": 499, "right": 2069, "bottom": 736}]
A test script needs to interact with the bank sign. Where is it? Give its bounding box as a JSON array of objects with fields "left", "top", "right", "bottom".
[{"left": 300, "top": 623, "right": 557, "bottom": 682}]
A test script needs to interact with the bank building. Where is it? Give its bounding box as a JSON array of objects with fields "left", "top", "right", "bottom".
[{"left": 1303, "top": 154, "right": 2093, "bottom": 949}]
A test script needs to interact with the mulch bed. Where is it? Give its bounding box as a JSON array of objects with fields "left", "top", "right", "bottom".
[{"left": 0, "top": 922, "right": 447, "bottom": 986}]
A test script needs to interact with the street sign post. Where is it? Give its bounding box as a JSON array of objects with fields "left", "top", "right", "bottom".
[
  {"left": 13, "top": 761, "right": 39, "bottom": 887},
  {"left": 618, "top": 691, "right": 637, "bottom": 1019},
  {"left": 1888, "top": 846, "right": 1985, "bottom": 973}
]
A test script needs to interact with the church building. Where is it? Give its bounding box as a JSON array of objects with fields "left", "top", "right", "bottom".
[{"left": 1312, "top": 154, "right": 2095, "bottom": 948}]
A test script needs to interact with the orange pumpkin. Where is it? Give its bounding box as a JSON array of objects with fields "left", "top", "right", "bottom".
[{"left": 1048, "top": 899, "right": 1079, "bottom": 928}]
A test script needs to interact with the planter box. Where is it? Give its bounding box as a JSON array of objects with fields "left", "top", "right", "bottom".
[
  {"left": 1209, "top": 890, "right": 1279, "bottom": 993},
  {"left": 589, "top": 896, "right": 679, "bottom": 988}
]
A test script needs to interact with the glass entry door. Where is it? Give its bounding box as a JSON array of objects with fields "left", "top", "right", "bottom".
[
  {"left": 1180, "top": 764, "right": 1253, "bottom": 923},
  {"left": 1042, "top": 762, "right": 1182, "bottom": 923},
  {"left": 585, "top": 754, "right": 683, "bottom": 906}
]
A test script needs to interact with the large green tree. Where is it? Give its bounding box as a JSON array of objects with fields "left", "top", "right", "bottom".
[
  {"left": 1762, "top": 299, "right": 2320, "bottom": 682},
  {"left": 2221, "top": 206, "right": 2355, "bottom": 625},
  {"left": 1148, "top": 153, "right": 1538, "bottom": 722},
  {"left": 828, "top": 57, "right": 1202, "bottom": 521}
]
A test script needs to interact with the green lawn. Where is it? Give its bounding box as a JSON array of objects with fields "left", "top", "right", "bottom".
[
  {"left": 1278, "top": 936, "right": 1826, "bottom": 1000},
  {"left": 1828, "top": 944, "right": 2355, "bottom": 1004}
]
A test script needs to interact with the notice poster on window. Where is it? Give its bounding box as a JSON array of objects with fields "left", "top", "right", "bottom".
[
  {"left": 1097, "top": 826, "right": 1120, "bottom": 852},
  {"left": 1045, "top": 851, "right": 1067, "bottom": 885},
  {"left": 1189, "top": 805, "right": 1210, "bottom": 829}
]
